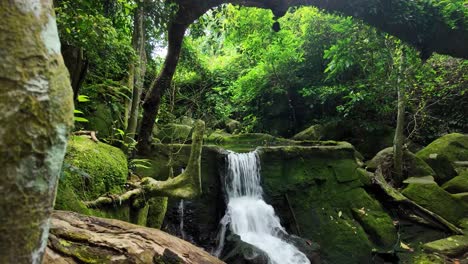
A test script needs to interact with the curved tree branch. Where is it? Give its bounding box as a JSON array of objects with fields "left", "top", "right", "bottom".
[{"left": 86, "top": 120, "right": 205, "bottom": 208}]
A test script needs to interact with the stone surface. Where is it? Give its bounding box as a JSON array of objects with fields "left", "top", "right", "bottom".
[
  {"left": 402, "top": 180, "right": 467, "bottom": 224},
  {"left": 442, "top": 171, "right": 468, "bottom": 194},
  {"left": 44, "top": 210, "right": 224, "bottom": 264},
  {"left": 423, "top": 235, "right": 468, "bottom": 257},
  {"left": 156, "top": 123, "right": 193, "bottom": 143},
  {"left": 367, "top": 147, "right": 435, "bottom": 180},
  {"left": 416, "top": 133, "right": 468, "bottom": 184},
  {"left": 258, "top": 143, "right": 397, "bottom": 264}
]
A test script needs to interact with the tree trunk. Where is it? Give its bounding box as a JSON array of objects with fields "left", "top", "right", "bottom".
[
  {"left": 125, "top": 1, "right": 147, "bottom": 145},
  {"left": 61, "top": 44, "right": 88, "bottom": 101},
  {"left": 137, "top": 15, "right": 190, "bottom": 154},
  {"left": 0, "top": 1, "right": 74, "bottom": 263},
  {"left": 44, "top": 210, "right": 225, "bottom": 264},
  {"left": 393, "top": 51, "right": 405, "bottom": 183}
]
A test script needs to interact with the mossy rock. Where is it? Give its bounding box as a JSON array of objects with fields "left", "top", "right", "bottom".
[
  {"left": 366, "top": 147, "right": 435, "bottom": 179},
  {"left": 156, "top": 123, "right": 193, "bottom": 143},
  {"left": 258, "top": 145, "right": 397, "bottom": 263},
  {"left": 423, "top": 235, "right": 468, "bottom": 257},
  {"left": 85, "top": 103, "right": 116, "bottom": 138},
  {"left": 225, "top": 119, "right": 241, "bottom": 134},
  {"left": 441, "top": 171, "right": 468, "bottom": 194},
  {"left": 401, "top": 180, "right": 467, "bottom": 224},
  {"left": 206, "top": 132, "right": 298, "bottom": 152},
  {"left": 55, "top": 136, "right": 129, "bottom": 221},
  {"left": 292, "top": 124, "right": 326, "bottom": 141},
  {"left": 416, "top": 133, "right": 468, "bottom": 184}
]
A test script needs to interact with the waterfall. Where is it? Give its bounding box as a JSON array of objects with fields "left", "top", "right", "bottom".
[
  {"left": 178, "top": 199, "right": 186, "bottom": 240},
  {"left": 215, "top": 151, "right": 310, "bottom": 264}
]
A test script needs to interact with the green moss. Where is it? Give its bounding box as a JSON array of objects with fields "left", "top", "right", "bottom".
[
  {"left": 61, "top": 135, "right": 128, "bottom": 200},
  {"left": 206, "top": 132, "right": 298, "bottom": 152},
  {"left": 259, "top": 145, "right": 397, "bottom": 263},
  {"left": 146, "top": 197, "right": 168, "bottom": 229},
  {"left": 402, "top": 181, "right": 467, "bottom": 224},
  {"left": 367, "top": 147, "right": 435, "bottom": 178},
  {"left": 423, "top": 235, "right": 468, "bottom": 257},
  {"left": 85, "top": 103, "right": 116, "bottom": 138},
  {"left": 416, "top": 133, "right": 468, "bottom": 184},
  {"left": 156, "top": 123, "right": 193, "bottom": 143},
  {"left": 441, "top": 171, "right": 468, "bottom": 193},
  {"left": 55, "top": 136, "right": 130, "bottom": 221}
]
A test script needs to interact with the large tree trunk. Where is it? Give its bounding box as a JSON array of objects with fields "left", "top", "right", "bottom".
[
  {"left": 125, "top": 1, "right": 147, "bottom": 145},
  {"left": 137, "top": 11, "right": 192, "bottom": 154},
  {"left": 61, "top": 44, "right": 88, "bottom": 101},
  {"left": 0, "top": 1, "right": 74, "bottom": 263},
  {"left": 44, "top": 211, "right": 224, "bottom": 264}
]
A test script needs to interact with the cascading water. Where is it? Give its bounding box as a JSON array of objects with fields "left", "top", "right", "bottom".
[
  {"left": 215, "top": 151, "right": 310, "bottom": 264},
  {"left": 178, "top": 199, "right": 186, "bottom": 240}
]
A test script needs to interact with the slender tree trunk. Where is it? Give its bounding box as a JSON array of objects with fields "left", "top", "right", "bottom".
[
  {"left": 137, "top": 14, "right": 190, "bottom": 154},
  {"left": 393, "top": 52, "right": 406, "bottom": 184},
  {"left": 125, "top": 1, "right": 147, "bottom": 145},
  {"left": 61, "top": 44, "right": 88, "bottom": 101},
  {"left": 0, "top": 1, "right": 74, "bottom": 263}
]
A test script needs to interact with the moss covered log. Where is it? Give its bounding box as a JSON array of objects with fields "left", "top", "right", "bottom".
[
  {"left": 0, "top": 1, "right": 74, "bottom": 263},
  {"left": 43, "top": 210, "right": 224, "bottom": 264}
]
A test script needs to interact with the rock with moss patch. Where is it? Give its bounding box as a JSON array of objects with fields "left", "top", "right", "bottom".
[
  {"left": 225, "top": 119, "right": 242, "bottom": 134},
  {"left": 367, "top": 147, "right": 435, "bottom": 179},
  {"left": 55, "top": 136, "right": 129, "bottom": 221},
  {"left": 416, "top": 133, "right": 468, "bottom": 184},
  {"left": 423, "top": 235, "right": 468, "bottom": 257},
  {"left": 258, "top": 144, "right": 397, "bottom": 263},
  {"left": 156, "top": 123, "right": 193, "bottom": 143},
  {"left": 441, "top": 171, "right": 468, "bottom": 194},
  {"left": 401, "top": 179, "right": 467, "bottom": 224}
]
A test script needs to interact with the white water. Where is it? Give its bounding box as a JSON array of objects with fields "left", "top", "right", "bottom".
[
  {"left": 216, "top": 151, "right": 310, "bottom": 264},
  {"left": 178, "top": 199, "right": 186, "bottom": 240}
]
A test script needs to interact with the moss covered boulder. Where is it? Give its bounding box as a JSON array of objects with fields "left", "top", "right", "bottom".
[
  {"left": 258, "top": 143, "right": 397, "bottom": 263},
  {"left": 423, "top": 235, "right": 468, "bottom": 257},
  {"left": 55, "top": 136, "right": 129, "bottom": 221},
  {"left": 367, "top": 147, "right": 435, "bottom": 181},
  {"left": 401, "top": 179, "right": 467, "bottom": 224},
  {"left": 416, "top": 133, "right": 468, "bottom": 184},
  {"left": 206, "top": 132, "right": 298, "bottom": 152},
  {"left": 441, "top": 171, "right": 468, "bottom": 194},
  {"left": 155, "top": 123, "right": 193, "bottom": 143}
]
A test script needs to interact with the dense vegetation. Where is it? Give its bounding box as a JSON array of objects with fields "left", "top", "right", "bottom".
[{"left": 55, "top": 2, "right": 467, "bottom": 149}]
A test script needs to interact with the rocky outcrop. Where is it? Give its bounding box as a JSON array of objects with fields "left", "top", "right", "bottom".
[
  {"left": 257, "top": 142, "right": 397, "bottom": 263},
  {"left": 44, "top": 210, "right": 224, "bottom": 264},
  {"left": 416, "top": 133, "right": 468, "bottom": 184}
]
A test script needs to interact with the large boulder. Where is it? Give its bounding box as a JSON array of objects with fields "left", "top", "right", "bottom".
[
  {"left": 442, "top": 171, "right": 468, "bottom": 194},
  {"left": 401, "top": 178, "right": 467, "bottom": 224},
  {"left": 156, "top": 123, "right": 193, "bottom": 143},
  {"left": 55, "top": 136, "right": 130, "bottom": 221},
  {"left": 366, "top": 147, "right": 435, "bottom": 185},
  {"left": 292, "top": 121, "right": 394, "bottom": 159},
  {"left": 258, "top": 142, "right": 397, "bottom": 263},
  {"left": 416, "top": 133, "right": 468, "bottom": 184}
]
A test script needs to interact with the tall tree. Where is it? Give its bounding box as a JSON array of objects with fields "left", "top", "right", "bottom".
[
  {"left": 125, "top": 0, "right": 147, "bottom": 145},
  {"left": 0, "top": 1, "right": 73, "bottom": 263}
]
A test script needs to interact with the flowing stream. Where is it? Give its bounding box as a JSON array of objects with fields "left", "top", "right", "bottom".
[{"left": 215, "top": 151, "right": 310, "bottom": 264}]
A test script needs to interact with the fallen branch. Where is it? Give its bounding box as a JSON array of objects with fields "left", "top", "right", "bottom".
[
  {"left": 84, "top": 120, "right": 205, "bottom": 209},
  {"left": 73, "top": 130, "right": 99, "bottom": 142}
]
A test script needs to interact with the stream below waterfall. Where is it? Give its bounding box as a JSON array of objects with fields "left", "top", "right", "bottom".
[{"left": 215, "top": 151, "right": 310, "bottom": 264}]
